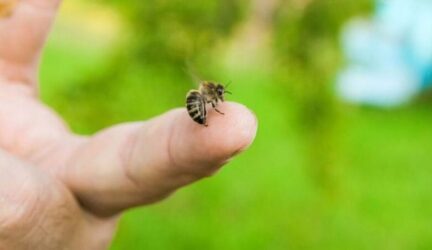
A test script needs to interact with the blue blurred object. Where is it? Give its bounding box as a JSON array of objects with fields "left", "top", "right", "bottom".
[{"left": 337, "top": 0, "right": 432, "bottom": 106}]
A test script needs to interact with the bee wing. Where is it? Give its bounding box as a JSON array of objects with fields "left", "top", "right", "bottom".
[{"left": 183, "top": 61, "right": 204, "bottom": 88}]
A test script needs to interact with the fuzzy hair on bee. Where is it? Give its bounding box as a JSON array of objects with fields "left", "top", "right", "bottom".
[{"left": 186, "top": 81, "right": 231, "bottom": 126}]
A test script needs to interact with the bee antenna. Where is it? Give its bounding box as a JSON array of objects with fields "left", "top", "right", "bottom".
[
  {"left": 225, "top": 90, "right": 232, "bottom": 95},
  {"left": 225, "top": 80, "right": 232, "bottom": 89}
]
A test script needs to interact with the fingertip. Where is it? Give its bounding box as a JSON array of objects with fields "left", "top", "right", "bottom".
[
  {"left": 171, "top": 102, "right": 257, "bottom": 171},
  {"left": 207, "top": 102, "right": 258, "bottom": 156}
]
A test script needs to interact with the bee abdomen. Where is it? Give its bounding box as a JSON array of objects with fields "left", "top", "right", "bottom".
[{"left": 186, "top": 90, "right": 207, "bottom": 125}]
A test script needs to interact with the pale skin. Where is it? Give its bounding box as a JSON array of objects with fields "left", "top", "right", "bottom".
[{"left": 0, "top": 0, "right": 257, "bottom": 249}]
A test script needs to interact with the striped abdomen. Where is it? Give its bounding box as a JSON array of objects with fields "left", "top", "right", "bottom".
[{"left": 186, "top": 90, "right": 207, "bottom": 125}]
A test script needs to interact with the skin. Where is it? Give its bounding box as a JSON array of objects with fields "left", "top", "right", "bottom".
[{"left": 0, "top": 0, "right": 258, "bottom": 249}]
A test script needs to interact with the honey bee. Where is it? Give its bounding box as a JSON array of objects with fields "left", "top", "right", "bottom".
[{"left": 186, "top": 81, "right": 231, "bottom": 126}]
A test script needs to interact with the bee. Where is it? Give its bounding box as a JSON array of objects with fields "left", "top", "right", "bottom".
[{"left": 186, "top": 81, "right": 231, "bottom": 126}]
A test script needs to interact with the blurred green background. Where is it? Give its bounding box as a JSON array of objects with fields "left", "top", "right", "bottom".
[{"left": 40, "top": 0, "right": 432, "bottom": 249}]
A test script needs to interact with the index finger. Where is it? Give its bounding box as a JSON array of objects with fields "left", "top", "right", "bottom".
[{"left": 0, "top": 0, "right": 61, "bottom": 86}]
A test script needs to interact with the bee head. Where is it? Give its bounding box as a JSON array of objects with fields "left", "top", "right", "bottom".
[
  {"left": 216, "top": 84, "right": 224, "bottom": 96},
  {"left": 216, "top": 83, "right": 231, "bottom": 102}
]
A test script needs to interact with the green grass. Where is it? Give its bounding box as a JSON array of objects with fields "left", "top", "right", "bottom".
[{"left": 40, "top": 16, "right": 432, "bottom": 250}]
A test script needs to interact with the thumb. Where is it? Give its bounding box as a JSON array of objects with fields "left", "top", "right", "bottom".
[{"left": 64, "top": 102, "right": 258, "bottom": 217}]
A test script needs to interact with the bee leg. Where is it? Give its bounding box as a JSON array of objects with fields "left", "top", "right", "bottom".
[
  {"left": 214, "top": 108, "right": 225, "bottom": 115},
  {"left": 211, "top": 101, "right": 225, "bottom": 115}
]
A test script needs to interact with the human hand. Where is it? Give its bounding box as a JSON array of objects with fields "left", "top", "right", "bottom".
[{"left": 0, "top": 1, "right": 257, "bottom": 249}]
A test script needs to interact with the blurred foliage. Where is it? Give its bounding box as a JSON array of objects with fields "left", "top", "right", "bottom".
[
  {"left": 272, "top": 0, "right": 373, "bottom": 190},
  {"left": 39, "top": 0, "right": 432, "bottom": 249},
  {"left": 47, "top": 0, "right": 249, "bottom": 133},
  {"left": 105, "top": 0, "right": 247, "bottom": 66}
]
